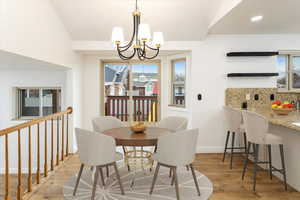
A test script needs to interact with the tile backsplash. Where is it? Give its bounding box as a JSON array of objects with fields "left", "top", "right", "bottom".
[{"left": 225, "top": 88, "right": 300, "bottom": 109}]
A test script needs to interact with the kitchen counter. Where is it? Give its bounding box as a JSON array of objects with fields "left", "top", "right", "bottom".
[{"left": 230, "top": 106, "right": 300, "bottom": 132}]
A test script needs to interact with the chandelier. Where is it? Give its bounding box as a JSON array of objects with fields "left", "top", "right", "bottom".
[{"left": 111, "top": 0, "right": 164, "bottom": 60}]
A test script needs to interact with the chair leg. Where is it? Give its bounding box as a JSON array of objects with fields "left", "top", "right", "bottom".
[
  {"left": 122, "top": 146, "right": 131, "bottom": 172},
  {"left": 91, "top": 166, "right": 99, "bottom": 200},
  {"left": 268, "top": 145, "right": 273, "bottom": 180},
  {"left": 186, "top": 165, "right": 189, "bottom": 171},
  {"left": 230, "top": 132, "right": 236, "bottom": 169},
  {"left": 190, "top": 164, "right": 201, "bottom": 196},
  {"left": 242, "top": 142, "right": 251, "bottom": 180},
  {"left": 73, "top": 164, "right": 84, "bottom": 196},
  {"left": 150, "top": 163, "right": 160, "bottom": 195},
  {"left": 173, "top": 167, "right": 180, "bottom": 200},
  {"left": 222, "top": 131, "right": 230, "bottom": 162},
  {"left": 279, "top": 144, "right": 288, "bottom": 191},
  {"left": 243, "top": 132, "right": 247, "bottom": 153},
  {"left": 171, "top": 170, "right": 175, "bottom": 186},
  {"left": 252, "top": 144, "right": 259, "bottom": 192},
  {"left": 106, "top": 165, "right": 109, "bottom": 177},
  {"left": 98, "top": 166, "right": 105, "bottom": 186},
  {"left": 169, "top": 168, "right": 172, "bottom": 178},
  {"left": 113, "top": 162, "right": 125, "bottom": 195}
]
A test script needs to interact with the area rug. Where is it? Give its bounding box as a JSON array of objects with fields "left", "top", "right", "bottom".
[{"left": 63, "top": 166, "right": 213, "bottom": 200}]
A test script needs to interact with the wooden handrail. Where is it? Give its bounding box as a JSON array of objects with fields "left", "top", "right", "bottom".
[
  {"left": 1, "top": 106, "right": 73, "bottom": 200},
  {"left": 0, "top": 107, "right": 72, "bottom": 137}
]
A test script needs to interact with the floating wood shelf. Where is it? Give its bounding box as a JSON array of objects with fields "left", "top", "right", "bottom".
[
  {"left": 227, "top": 52, "right": 279, "bottom": 57},
  {"left": 227, "top": 73, "right": 279, "bottom": 77}
]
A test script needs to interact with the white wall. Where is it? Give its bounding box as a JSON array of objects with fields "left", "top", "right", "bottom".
[
  {"left": 0, "top": 69, "right": 69, "bottom": 172},
  {"left": 0, "top": 0, "right": 83, "bottom": 154},
  {"left": 76, "top": 34, "right": 300, "bottom": 153},
  {"left": 191, "top": 35, "right": 300, "bottom": 152},
  {"left": 0, "top": 0, "right": 80, "bottom": 68}
]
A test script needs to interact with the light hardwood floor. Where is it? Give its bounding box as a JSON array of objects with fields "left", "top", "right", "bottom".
[{"left": 2, "top": 153, "right": 300, "bottom": 200}]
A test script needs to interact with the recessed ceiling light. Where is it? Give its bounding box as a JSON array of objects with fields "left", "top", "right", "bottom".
[{"left": 251, "top": 15, "right": 263, "bottom": 22}]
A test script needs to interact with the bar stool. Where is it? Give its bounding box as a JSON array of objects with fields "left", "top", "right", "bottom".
[
  {"left": 223, "top": 106, "right": 247, "bottom": 169},
  {"left": 241, "top": 110, "right": 287, "bottom": 191}
]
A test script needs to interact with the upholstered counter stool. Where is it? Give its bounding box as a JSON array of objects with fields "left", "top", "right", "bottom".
[
  {"left": 223, "top": 106, "right": 247, "bottom": 169},
  {"left": 241, "top": 111, "right": 287, "bottom": 191}
]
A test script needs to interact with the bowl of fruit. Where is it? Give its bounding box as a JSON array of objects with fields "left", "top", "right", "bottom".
[
  {"left": 131, "top": 122, "right": 147, "bottom": 134},
  {"left": 272, "top": 100, "right": 293, "bottom": 115}
]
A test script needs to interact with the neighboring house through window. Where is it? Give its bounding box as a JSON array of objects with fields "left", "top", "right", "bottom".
[
  {"left": 171, "top": 59, "right": 186, "bottom": 107},
  {"left": 16, "top": 88, "right": 61, "bottom": 119},
  {"left": 276, "top": 53, "right": 300, "bottom": 91}
]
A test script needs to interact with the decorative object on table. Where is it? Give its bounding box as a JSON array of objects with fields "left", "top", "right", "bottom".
[
  {"left": 272, "top": 100, "right": 293, "bottom": 115},
  {"left": 111, "top": 0, "right": 164, "bottom": 60},
  {"left": 131, "top": 122, "right": 147, "bottom": 133},
  {"left": 63, "top": 166, "right": 213, "bottom": 200}
]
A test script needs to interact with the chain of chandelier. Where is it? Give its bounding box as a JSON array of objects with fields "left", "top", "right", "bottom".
[{"left": 111, "top": 0, "right": 164, "bottom": 60}]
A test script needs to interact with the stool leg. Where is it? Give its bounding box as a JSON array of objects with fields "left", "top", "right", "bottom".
[
  {"left": 267, "top": 145, "right": 273, "bottom": 180},
  {"left": 242, "top": 142, "right": 251, "bottom": 180},
  {"left": 222, "top": 131, "right": 230, "bottom": 162},
  {"left": 279, "top": 144, "right": 288, "bottom": 191},
  {"left": 230, "top": 132, "right": 235, "bottom": 169},
  {"left": 252, "top": 144, "right": 259, "bottom": 192},
  {"left": 243, "top": 132, "right": 247, "bottom": 153}
]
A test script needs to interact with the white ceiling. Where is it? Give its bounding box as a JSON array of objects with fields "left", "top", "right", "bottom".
[
  {"left": 209, "top": 0, "right": 300, "bottom": 34},
  {"left": 0, "top": 51, "right": 69, "bottom": 71},
  {"left": 51, "top": 0, "right": 225, "bottom": 41}
]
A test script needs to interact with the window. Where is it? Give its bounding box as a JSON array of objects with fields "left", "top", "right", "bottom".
[
  {"left": 171, "top": 59, "right": 186, "bottom": 107},
  {"left": 16, "top": 88, "right": 61, "bottom": 119},
  {"left": 276, "top": 53, "right": 300, "bottom": 91}
]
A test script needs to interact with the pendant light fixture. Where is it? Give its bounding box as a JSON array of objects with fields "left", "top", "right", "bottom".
[{"left": 111, "top": 0, "right": 164, "bottom": 60}]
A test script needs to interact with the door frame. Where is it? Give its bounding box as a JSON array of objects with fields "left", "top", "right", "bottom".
[{"left": 100, "top": 59, "right": 162, "bottom": 123}]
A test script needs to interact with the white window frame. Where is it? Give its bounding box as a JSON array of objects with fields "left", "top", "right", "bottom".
[
  {"left": 170, "top": 58, "right": 187, "bottom": 108},
  {"left": 278, "top": 52, "right": 300, "bottom": 92},
  {"left": 16, "top": 87, "right": 62, "bottom": 119}
]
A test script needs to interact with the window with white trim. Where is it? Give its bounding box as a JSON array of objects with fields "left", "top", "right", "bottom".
[
  {"left": 16, "top": 88, "right": 61, "bottom": 119},
  {"left": 276, "top": 54, "right": 300, "bottom": 91},
  {"left": 170, "top": 59, "right": 186, "bottom": 107}
]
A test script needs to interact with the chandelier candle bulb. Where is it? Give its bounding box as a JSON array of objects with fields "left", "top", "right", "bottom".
[{"left": 138, "top": 24, "right": 151, "bottom": 41}]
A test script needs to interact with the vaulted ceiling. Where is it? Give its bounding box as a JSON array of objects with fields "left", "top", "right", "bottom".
[
  {"left": 51, "top": 0, "right": 300, "bottom": 42},
  {"left": 51, "top": 0, "right": 232, "bottom": 41},
  {"left": 209, "top": 0, "right": 300, "bottom": 34}
]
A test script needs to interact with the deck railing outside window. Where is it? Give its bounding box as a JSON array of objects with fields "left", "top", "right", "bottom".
[{"left": 105, "top": 96, "right": 158, "bottom": 122}]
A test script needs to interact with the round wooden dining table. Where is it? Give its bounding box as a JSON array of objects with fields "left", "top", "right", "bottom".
[{"left": 102, "top": 127, "right": 173, "bottom": 147}]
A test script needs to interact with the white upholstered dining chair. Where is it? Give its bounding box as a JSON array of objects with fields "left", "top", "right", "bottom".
[
  {"left": 73, "top": 128, "right": 124, "bottom": 199},
  {"left": 149, "top": 129, "right": 200, "bottom": 200},
  {"left": 157, "top": 116, "right": 188, "bottom": 132},
  {"left": 92, "top": 116, "right": 125, "bottom": 132},
  {"left": 92, "top": 116, "right": 130, "bottom": 172}
]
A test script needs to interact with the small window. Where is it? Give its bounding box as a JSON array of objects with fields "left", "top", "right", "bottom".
[
  {"left": 276, "top": 53, "right": 300, "bottom": 91},
  {"left": 17, "top": 88, "right": 61, "bottom": 119},
  {"left": 276, "top": 55, "right": 288, "bottom": 89},
  {"left": 171, "top": 59, "right": 186, "bottom": 107}
]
